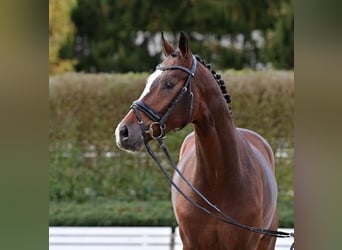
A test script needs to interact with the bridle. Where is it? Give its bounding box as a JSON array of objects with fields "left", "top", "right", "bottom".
[
  {"left": 130, "top": 55, "right": 294, "bottom": 247},
  {"left": 131, "top": 54, "right": 198, "bottom": 139}
]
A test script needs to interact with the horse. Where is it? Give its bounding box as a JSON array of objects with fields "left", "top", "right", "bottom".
[{"left": 115, "top": 32, "right": 278, "bottom": 250}]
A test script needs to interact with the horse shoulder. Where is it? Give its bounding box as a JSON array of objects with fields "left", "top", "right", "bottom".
[
  {"left": 176, "top": 131, "right": 196, "bottom": 182},
  {"left": 172, "top": 132, "right": 196, "bottom": 223},
  {"left": 237, "top": 128, "right": 275, "bottom": 171},
  {"left": 179, "top": 131, "right": 196, "bottom": 160},
  {"left": 237, "top": 128, "right": 278, "bottom": 229}
]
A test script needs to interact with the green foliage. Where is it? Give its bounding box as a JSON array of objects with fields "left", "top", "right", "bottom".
[
  {"left": 277, "top": 199, "right": 294, "bottom": 228},
  {"left": 49, "top": 0, "right": 77, "bottom": 74},
  {"left": 49, "top": 70, "right": 293, "bottom": 227},
  {"left": 49, "top": 200, "right": 292, "bottom": 228},
  {"left": 49, "top": 201, "right": 177, "bottom": 227},
  {"left": 49, "top": 0, "right": 293, "bottom": 73},
  {"left": 224, "top": 70, "right": 294, "bottom": 145},
  {"left": 260, "top": 0, "right": 294, "bottom": 69}
]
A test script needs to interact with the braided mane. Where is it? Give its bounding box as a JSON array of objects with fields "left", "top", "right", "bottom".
[{"left": 194, "top": 55, "right": 232, "bottom": 115}]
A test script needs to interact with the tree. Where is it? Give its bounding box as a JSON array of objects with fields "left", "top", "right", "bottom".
[
  {"left": 49, "top": 0, "right": 77, "bottom": 74},
  {"left": 49, "top": 0, "right": 294, "bottom": 73},
  {"left": 260, "top": 0, "right": 294, "bottom": 69}
]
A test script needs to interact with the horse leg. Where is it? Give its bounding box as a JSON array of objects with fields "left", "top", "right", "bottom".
[{"left": 256, "top": 209, "right": 278, "bottom": 250}]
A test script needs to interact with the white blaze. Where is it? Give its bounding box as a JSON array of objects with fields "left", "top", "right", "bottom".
[
  {"left": 115, "top": 121, "right": 122, "bottom": 146},
  {"left": 138, "top": 69, "right": 162, "bottom": 100}
]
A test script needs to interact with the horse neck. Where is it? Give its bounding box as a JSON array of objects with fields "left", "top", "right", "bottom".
[{"left": 192, "top": 71, "right": 242, "bottom": 189}]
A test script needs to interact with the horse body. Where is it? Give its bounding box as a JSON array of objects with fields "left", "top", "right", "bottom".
[
  {"left": 115, "top": 32, "right": 278, "bottom": 250},
  {"left": 171, "top": 66, "right": 277, "bottom": 249}
]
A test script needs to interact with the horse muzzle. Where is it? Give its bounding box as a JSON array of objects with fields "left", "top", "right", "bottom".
[{"left": 115, "top": 121, "right": 144, "bottom": 152}]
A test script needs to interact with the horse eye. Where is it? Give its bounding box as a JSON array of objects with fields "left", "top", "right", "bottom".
[{"left": 164, "top": 81, "right": 175, "bottom": 90}]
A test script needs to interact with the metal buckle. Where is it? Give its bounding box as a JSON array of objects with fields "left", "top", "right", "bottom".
[{"left": 146, "top": 122, "right": 166, "bottom": 139}]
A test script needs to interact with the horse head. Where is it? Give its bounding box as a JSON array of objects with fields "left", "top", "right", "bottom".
[{"left": 115, "top": 32, "right": 200, "bottom": 152}]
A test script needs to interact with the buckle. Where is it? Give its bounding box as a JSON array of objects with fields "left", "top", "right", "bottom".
[{"left": 146, "top": 122, "right": 166, "bottom": 139}]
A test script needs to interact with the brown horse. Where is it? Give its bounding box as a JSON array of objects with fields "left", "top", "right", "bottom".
[{"left": 115, "top": 32, "right": 278, "bottom": 250}]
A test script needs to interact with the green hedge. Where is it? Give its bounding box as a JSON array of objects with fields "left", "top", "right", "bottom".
[
  {"left": 49, "top": 70, "right": 294, "bottom": 226},
  {"left": 49, "top": 199, "right": 293, "bottom": 228},
  {"left": 49, "top": 201, "right": 177, "bottom": 227}
]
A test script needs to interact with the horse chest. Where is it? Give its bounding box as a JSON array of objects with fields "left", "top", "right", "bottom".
[{"left": 177, "top": 217, "right": 260, "bottom": 250}]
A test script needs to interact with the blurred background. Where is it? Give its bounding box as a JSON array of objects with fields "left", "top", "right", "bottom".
[
  {"left": 49, "top": 0, "right": 293, "bottom": 228},
  {"left": 49, "top": 0, "right": 293, "bottom": 74}
]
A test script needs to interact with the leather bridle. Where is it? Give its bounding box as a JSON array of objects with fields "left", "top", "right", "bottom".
[{"left": 131, "top": 55, "right": 198, "bottom": 139}]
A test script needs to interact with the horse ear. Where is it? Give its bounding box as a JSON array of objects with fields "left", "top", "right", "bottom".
[
  {"left": 178, "top": 31, "right": 190, "bottom": 57},
  {"left": 161, "top": 32, "right": 175, "bottom": 56}
]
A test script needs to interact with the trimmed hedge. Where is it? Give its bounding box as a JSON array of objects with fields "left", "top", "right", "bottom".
[
  {"left": 49, "top": 70, "right": 294, "bottom": 226},
  {"left": 49, "top": 201, "right": 177, "bottom": 227},
  {"left": 49, "top": 200, "right": 293, "bottom": 228}
]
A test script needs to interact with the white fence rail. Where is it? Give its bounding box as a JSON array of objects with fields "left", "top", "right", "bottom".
[{"left": 49, "top": 227, "right": 294, "bottom": 250}]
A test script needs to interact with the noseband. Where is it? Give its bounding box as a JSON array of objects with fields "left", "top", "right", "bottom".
[{"left": 131, "top": 55, "right": 198, "bottom": 139}]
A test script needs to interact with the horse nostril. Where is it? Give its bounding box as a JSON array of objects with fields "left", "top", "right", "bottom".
[{"left": 119, "top": 125, "right": 129, "bottom": 140}]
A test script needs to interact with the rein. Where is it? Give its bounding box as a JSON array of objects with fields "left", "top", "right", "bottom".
[{"left": 130, "top": 55, "right": 294, "bottom": 244}]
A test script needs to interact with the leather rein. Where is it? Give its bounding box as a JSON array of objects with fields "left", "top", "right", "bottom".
[{"left": 130, "top": 55, "right": 294, "bottom": 245}]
